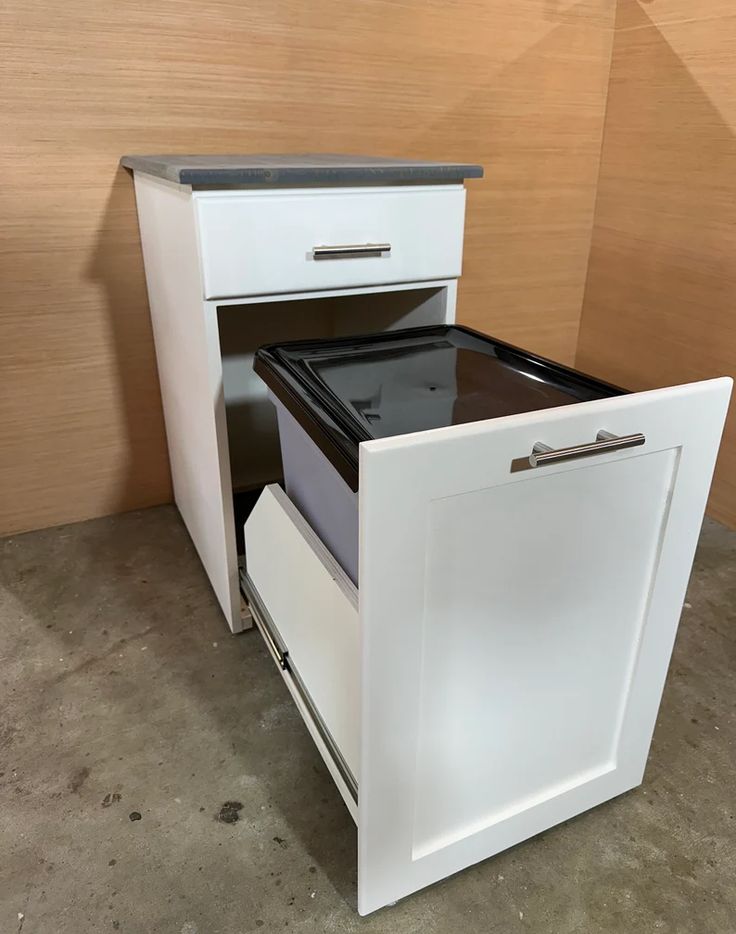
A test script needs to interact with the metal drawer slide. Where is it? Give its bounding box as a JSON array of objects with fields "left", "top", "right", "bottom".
[{"left": 240, "top": 569, "right": 358, "bottom": 804}]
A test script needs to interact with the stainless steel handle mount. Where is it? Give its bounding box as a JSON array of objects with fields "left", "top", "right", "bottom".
[
  {"left": 529, "top": 430, "right": 645, "bottom": 468},
  {"left": 312, "top": 243, "right": 391, "bottom": 260}
]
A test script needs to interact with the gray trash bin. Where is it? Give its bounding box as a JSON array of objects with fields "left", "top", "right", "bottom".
[{"left": 255, "top": 324, "right": 622, "bottom": 584}]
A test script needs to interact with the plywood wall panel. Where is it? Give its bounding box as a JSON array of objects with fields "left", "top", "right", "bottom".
[
  {"left": 1, "top": 0, "right": 614, "bottom": 535},
  {"left": 578, "top": 0, "right": 736, "bottom": 527}
]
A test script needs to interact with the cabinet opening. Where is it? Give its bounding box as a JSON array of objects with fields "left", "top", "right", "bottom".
[{"left": 216, "top": 285, "right": 450, "bottom": 555}]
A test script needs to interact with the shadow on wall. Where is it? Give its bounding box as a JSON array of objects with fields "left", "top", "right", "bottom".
[
  {"left": 577, "top": 0, "right": 736, "bottom": 524},
  {"left": 86, "top": 166, "right": 172, "bottom": 516},
  {"left": 404, "top": 0, "right": 615, "bottom": 364}
]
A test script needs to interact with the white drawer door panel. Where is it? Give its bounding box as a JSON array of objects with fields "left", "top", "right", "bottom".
[
  {"left": 357, "top": 377, "right": 731, "bottom": 915},
  {"left": 195, "top": 186, "right": 466, "bottom": 299}
]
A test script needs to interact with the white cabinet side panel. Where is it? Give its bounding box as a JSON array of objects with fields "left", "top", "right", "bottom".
[{"left": 133, "top": 174, "right": 239, "bottom": 630}]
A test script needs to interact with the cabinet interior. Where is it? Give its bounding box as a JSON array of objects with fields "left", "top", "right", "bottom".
[{"left": 217, "top": 285, "right": 449, "bottom": 554}]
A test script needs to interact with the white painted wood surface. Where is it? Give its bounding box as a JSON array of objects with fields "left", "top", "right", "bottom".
[
  {"left": 194, "top": 186, "right": 466, "bottom": 299},
  {"left": 357, "top": 377, "right": 731, "bottom": 914},
  {"left": 211, "top": 277, "right": 457, "bottom": 311},
  {"left": 244, "top": 484, "right": 360, "bottom": 805},
  {"left": 133, "top": 174, "right": 242, "bottom": 630}
]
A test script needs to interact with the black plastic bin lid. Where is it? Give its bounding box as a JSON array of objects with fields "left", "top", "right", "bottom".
[{"left": 254, "top": 325, "right": 624, "bottom": 492}]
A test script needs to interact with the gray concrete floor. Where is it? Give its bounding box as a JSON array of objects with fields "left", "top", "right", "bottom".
[{"left": 1, "top": 507, "right": 734, "bottom": 934}]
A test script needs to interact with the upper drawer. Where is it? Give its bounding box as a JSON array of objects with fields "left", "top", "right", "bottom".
[{"left": 194, "top": 186, "right": 466, "bottom": 299}]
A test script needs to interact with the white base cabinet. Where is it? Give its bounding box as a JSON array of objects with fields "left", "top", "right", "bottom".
[
  {"left": 245, "top": 376, "right": 730, "bottom": 915},
  {"left": 126, "top": 156, "right": 731, "bottom": 916}
]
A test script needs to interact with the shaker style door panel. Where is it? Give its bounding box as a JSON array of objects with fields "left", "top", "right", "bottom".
[{"left": 356, "top": 377, "right": 731, "bottom": 915}]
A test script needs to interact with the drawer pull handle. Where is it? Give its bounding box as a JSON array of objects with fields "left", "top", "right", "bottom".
[
  {"left": 529, "top": 430, "right": 646, "bottom": 467},
  {"left": 312, "top": 242, "right": 391, "bottom": 260}
]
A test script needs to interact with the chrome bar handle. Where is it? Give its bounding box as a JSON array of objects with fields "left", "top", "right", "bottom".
[
  {"left": 312, "top": 243, "right": 391, "bottom": 260},
  {"left": 529, "top": 430, "right": 645, "bottom": 468}
]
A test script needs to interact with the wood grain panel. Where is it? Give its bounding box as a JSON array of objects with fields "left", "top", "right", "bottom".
[
  {"left": 578, "top": 0, "right": 736, "bottom": 527},
  {"left": 1, "top": 0, "right": 614, "bottom": 535}
]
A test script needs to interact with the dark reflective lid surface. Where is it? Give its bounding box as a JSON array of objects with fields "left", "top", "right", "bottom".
[{"left": 254, "top": 325, "right": 623, "bottom": 489}]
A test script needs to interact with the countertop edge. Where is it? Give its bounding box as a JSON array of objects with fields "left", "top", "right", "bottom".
[{"left": 119, "top": 156, "right": 484, "bottom": 186}]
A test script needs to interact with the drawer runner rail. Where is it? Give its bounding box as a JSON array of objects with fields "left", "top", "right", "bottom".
[{"left": 240, "top": 569, "right": 358, "bottom": 804}]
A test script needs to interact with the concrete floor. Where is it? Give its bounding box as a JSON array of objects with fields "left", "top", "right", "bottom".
[{"left": 1, "top": 507, "right": 735, "bottom": 934}]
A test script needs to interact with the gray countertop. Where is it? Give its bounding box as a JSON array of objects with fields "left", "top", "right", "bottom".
[{"left": 120, "top": 154, "right": 483, "bottom": 187}]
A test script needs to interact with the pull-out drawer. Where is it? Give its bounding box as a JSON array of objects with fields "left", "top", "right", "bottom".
[
  {"left": 195, "top": 186, "right": 466, "bottom": 299},
  {"left": 354, "top": 376, "right": 730, "bottom": 914},
  {"left": 245, "top": 375, "right": 731, "bottom": 915}
]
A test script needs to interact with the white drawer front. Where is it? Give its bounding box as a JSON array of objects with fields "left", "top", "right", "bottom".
[
  {"left": 356, "top": 377, "right": 731, "bottom": 914},
  {"left": 195, "top": 186, "right": 466, "bottom": 299}
]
